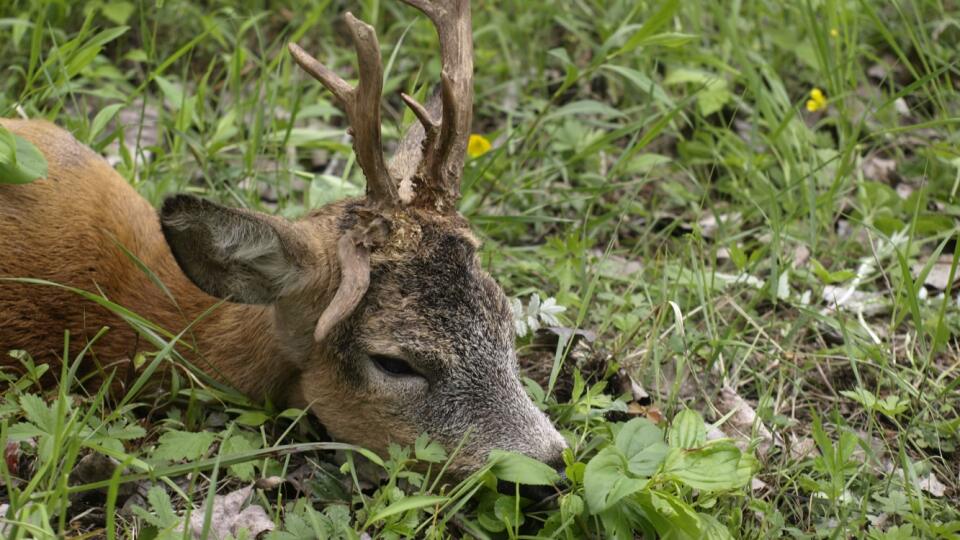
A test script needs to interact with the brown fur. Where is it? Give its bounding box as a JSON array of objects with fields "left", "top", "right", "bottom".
[{"left": 0, "top": 119, "right": 566, "bottom": 473}]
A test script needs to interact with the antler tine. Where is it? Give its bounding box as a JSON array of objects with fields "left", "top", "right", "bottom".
[
  {"left": 289, "top": 13, "right": 398, "bottom": 207},
  {"left": 399, "top": 0, "right": 474, "bottom": 207}
]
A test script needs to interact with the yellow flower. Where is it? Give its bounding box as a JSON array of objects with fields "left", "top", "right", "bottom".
[
  {"left": 829, "top": 28, "right": 839, "bottom": 38},
  {"left": 805, "top": 87, "right": 827, "bottom": 112},
  {"left": 467, "top": 134, "right": 492, "bottom": 158}
]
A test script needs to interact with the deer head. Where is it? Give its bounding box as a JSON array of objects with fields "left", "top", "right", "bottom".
[{"left": 160, "top": 0, "right": 566, "bottom": 476}]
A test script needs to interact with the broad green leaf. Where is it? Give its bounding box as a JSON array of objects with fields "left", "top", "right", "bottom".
[
  {"left": 493, "top": 495, "right": 525, "bottom": 529},
  {"left": 615, "top": 418, "right": 664, "bottom": 458},
  {"left": 700, "top": 512, "right": 735, "bottom": 540},
  {"left": 669, "top": 409, "right": 706, "bottom": 449},
  {"left": 0, "top": 127, "right": 48, "bottom": 184},
  {"left": 663, "top": 443, "right": 755, "bottom": 492},
  {"left": 221, "top": 432, "right": 260, "bottom": 481},
  {"left": 637, "top": 490, "right": 702, "bottom": 539},
  {"left": 89, "top": 103, "right": 125, "bottom": 143},
  {"left": 366, "top": 495, "right": 447, "bottom": 525},
  {"left": 414, "top": 433, "right": 447, "bottom": 463},
  {"left": 489, "top": 450, "right": 560, "bottom": 486},
  {"left": 234, "top": 411, "right": 269, "bottom": 426},
  {"left": 19, "top": 393, "right": 57, "bottom": 432},
  {"left": 101, "top": 2, "right": 135, "bottom": 25},
  {"left": 696, "top": 79, "right": 732, "bottom": 116},
  {"left": 638, "top": 32, "right": 697, "bottom": 48},
  {"left": 602, "top": 65, "right": 674, "bottom": 107},
  {"left": 152, "top": 430, "right": 216, "bottom": 461},
  {"left": 616, "top": 0, "right": 681, "bottom": 56},
  {"left": 584, "top": 447, "right": 647, "bottom": 513},
  {"left": 627, "top": 442, "right": 670, "bottom": 477},
  {"left": 545, "top": 100, "right": 627, "bottom": 121}
]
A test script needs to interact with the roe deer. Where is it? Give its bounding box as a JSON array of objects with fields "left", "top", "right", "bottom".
[{"left": 0, "top": 0, "right": 567, "bottom": 475}]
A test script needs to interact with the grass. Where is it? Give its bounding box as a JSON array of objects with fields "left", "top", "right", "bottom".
[{"left": 1, "top": 0, "right": 959, "bottom": 538}]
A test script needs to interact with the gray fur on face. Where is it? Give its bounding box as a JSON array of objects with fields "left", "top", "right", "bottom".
[{"left": 332, "top": 223, "right": 567, "bottom": 471}]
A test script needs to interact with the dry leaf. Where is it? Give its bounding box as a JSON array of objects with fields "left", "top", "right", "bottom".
[
  {"left": 716, "top": 386, "right": 776, "bottom": 457},
  {"left": 822, "top": 285, "right": 889, "bottom": 316},
  {"left": 183, "top": 486, "right": 275, "bottom": 540},
  {"left": 912, "top": 259, "right": 957, "bottom": 290},
  {"left": 789, "top": 436, "right": 818, "bottom": 460},
  {"left": 698, "top": 212, "right": 741, "bottom": 238},
  {"left": 751, "top": 477, "right": 769, "bottom": 492},
  {"left": 590, "top": 250, "right": 643, "bottom": 278},
  {"left": 861, "top": 155, "right": 896, "bottom": 182},
  {"left": 918, "top": 472, "right": 947, "bottom": 497},
  {"left": 255, "top": 476, "right": 285, "bottom": 490},
  {"left": 792, "top": 244, "right": 811, "bottom": 267}
]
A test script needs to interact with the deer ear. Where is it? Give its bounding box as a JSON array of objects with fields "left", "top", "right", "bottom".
[
  {"left": 160, "top": 195, "right": 307, "bottom": 304},
  {"left": 313, "top": 230, "right": 371, "bottom": 343}
]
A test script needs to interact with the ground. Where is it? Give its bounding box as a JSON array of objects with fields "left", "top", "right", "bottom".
[{"left": 1, "top": 0, "right": 959, "bottom": 538}]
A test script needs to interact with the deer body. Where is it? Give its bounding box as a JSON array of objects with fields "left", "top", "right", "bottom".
[
  {"left": 0, "top": 0, "right": 567, "bottom": 475},
  {"left": 0, "top": 118, "right": 331, "bottom": 398}
]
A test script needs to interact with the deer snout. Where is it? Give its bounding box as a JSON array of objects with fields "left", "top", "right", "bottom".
[{"left": 508, "top": 400, "right": 568, "bottom": 470}]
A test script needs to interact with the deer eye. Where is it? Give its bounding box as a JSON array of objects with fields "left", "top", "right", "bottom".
[{"left": 370, "top": 355, "right": 420, "bottom": 377}]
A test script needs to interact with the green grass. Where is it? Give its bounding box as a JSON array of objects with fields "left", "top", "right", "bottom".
[{"left": 2, "top": 0, "right": 959, "bottom": 538}]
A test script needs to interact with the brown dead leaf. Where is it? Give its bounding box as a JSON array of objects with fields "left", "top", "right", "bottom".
[
  {"left": 4, "top": 442, "right": 18, "bottom": 476},
  {"left": 183, "top": 486, "right": 275, "bottom": 540}
]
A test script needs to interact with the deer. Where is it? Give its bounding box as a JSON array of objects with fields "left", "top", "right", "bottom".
[{"left": 0, "top": 0, "right": 567, "bottom": 476}]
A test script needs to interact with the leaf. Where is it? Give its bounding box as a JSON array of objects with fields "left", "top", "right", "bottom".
[
  {"left": 637, "top": 491, "right": 702, "bottom": 539},
  {"left": 668, "top": 409, "right": 706, "bottom": 449},
  {"left": 89, "top": 103, "right": 125, "bottom": 143},
  {"left": 19, "top": 393, "right": 56, "bottom": 433},
  {"left": 414, "top": 433, "right": 447, "bottom": 463},
  {"left": 662, "top": 69, "right": 730, "bottom": 115},
  {"left": 493, "top": 495, "right": 525, "bottom": 529},
  {"left": 366, "top": 495, "right": 447, "bottom": 526},
  {"left": 812, "top": 259, "right": 856, "bottom": 284},
  {"left": 101, "top": 2, "right": 135, "bottom": 25},
  {"left": 185, "top": 486, "right": 275, "bottom": 539},
  {"left": 615, "top": 0, "right": 681, "bottom": 56},
  {"left": 627, "top": 442, "right": 670, "bottom": 477},
  {"left": 583, "top": 447, "right": 647, "bottom": 513},
  {"left": 0, "top": 127, "right": 48, "bottom": 184},
  {"left": 545, "top": 100, "right": 627, "bottom": 121},
  {"left": 662, "top": 443, "right": 756, "bottom": 492},
  {"left": 699, "top": 512, "right": 735, "bottom": 540},
  {"left": 152, "top": 430, "right": 216, "bottom": 462},
  {"left": 489, "top": 450, "right": 560, "bottom": 486},
  {"left": 615, "top": 418, "right": 664, "bottom": 458},
  {"left": 602, "top": 65, "right": 674, "bottom": 107},
  {"left": 221, "top": 432, "right": 260, "bottom": 481},
  {"left": 131, "top": 485, "right": 179, "bottom": 529},
  {"left": 234, "top": 411, "right": 269, "bottom": 427}
]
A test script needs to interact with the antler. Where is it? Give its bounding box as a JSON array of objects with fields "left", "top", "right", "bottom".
[
  {"left": 289, "top": 2, "right": 475, "bottom": 343},
  {"left": 288, "top": 13, "right": 397, "bottom": 207},
  {"left": 396, "top": 0, "right": 474, "bottom": 210},
  {"left": 289, "top": 1, "right": 473, "bottom": 212}
]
